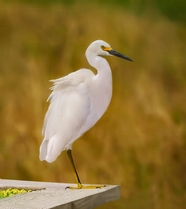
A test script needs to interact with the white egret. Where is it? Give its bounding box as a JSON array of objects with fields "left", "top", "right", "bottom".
[{"left": 39, "top": 40, "right": 133, "bottom": 189}]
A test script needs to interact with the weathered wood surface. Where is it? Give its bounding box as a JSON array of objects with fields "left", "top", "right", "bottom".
[{"left": 0, "top": 179, "right": 120, "bottom": 209}]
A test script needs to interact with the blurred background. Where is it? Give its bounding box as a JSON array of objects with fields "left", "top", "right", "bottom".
[{"left": 0, "top": 0, "right": 186, "bottom": 208}]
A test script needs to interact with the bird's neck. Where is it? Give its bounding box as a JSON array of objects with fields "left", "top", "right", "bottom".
[
  {"left": 86, "top": 54, "right": 113, "bottom": 124},
  {"left": 88, "top": 55, "right": 112, "bottom": 78},
  {"left": 89, "top": 55, "right": 113, "bottom": 99}
]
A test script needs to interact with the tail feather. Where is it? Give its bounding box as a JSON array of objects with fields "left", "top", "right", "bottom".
[
  {"left": 39, "top": 139, "right": 48, "bottom": 161},
  {"left": 39, "top": 135, "right": 66, "bottom": 163}
]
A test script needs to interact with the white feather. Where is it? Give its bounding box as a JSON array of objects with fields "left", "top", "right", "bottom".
[
  {"left": 39, "top": 40, "right": 132, "bottom": 164},
  {"left": 40, "top": 69, "right": 96, "bottom": 162}
]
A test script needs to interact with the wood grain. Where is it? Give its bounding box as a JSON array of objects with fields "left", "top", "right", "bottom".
[{"left": 0, "top": 179, "right": 120, "bottom": 209}]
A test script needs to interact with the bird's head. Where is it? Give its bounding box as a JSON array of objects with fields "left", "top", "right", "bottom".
[{"left": 86, "top": 40, "right": 133, "bottom": 62}]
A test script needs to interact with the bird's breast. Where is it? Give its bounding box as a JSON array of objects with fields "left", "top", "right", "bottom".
[{"left": 86, "top": 76, "right": 113, "bottom": 129}]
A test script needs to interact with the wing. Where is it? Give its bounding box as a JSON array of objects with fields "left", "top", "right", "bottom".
[{"left": 39, "top": 69, "right": 95, "bottom": 163}]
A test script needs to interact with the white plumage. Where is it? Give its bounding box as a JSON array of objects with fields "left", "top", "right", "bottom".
[{"left": 39, "top": 40, "right": 132, "bottom": 188}]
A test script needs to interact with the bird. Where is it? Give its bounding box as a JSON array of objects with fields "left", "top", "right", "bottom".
[{"left": 39, "top": 40, "right": 133, "bottom": 189}]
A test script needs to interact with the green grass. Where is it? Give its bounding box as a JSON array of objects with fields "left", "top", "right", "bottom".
[
  {"left": 0, "top": 1, "right": 186, "bottom": 208},
  {"left": 2, "top": 0, "right": 186, "bottom": 22},
  {"left": 0, "top": 188, "right": 31, "bottom": 199}
]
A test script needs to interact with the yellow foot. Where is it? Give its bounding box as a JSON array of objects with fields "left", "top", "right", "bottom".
[{"left": 66, "top": 183, "right": 106, "bottom": 189}]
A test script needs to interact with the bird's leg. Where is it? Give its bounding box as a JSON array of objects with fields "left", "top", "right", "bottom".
[
  {"left": 66, "top": 149, "right": 105, "bottom": 189},
  {"left": 66, "top": 149, "right": 82, "bottom": 188}
]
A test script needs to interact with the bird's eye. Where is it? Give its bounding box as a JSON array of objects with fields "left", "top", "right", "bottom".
[
  {"left": 101, "top": 45, "right": 112, "bottom": 51},
  {"left": 101, "top": 45, "right": 105, "bottom": 50}
]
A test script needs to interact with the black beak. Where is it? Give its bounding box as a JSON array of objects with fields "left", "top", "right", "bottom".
[{"left": 108, "top": 49, "right": 133, "bottom": 62}]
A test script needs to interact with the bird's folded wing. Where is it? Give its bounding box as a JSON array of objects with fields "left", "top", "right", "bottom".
[{"left": 40, "top": 69, "right": 94, "bottom": 162}]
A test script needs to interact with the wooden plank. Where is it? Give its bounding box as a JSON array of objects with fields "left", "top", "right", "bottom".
[{"left": 0, "top": 179, "right": 120, "bottom": 209}]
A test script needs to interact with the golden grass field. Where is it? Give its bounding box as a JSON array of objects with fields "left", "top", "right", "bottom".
[{"left": 0, "top": 2, "right": 186, "bottom": 208}]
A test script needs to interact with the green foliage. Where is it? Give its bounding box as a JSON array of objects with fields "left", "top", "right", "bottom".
[
  {"left": 2, "top": 0, "right": 186, "bottom": 22},
  {"left": 0, "top": 1, "right": 185, "bottom": 209},
  {"left": 0, "top": 188, "right": 31, "bottom": 199}
]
